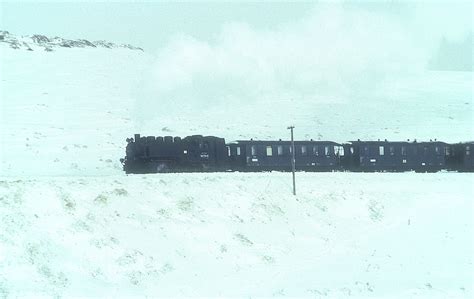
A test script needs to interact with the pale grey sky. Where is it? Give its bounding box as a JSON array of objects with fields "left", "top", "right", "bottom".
[
  {"left": 0, "top": 1, "right": 316, "bottom": 52},
  {"left": 1, "top": 1, "right": 472, "bottom": 53}
]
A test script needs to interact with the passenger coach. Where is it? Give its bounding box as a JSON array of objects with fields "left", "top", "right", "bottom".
[
  {"left": 227, "top": 139, "right": 343, "bottom": 171},
  {"left": 342, "top": 140, "right": 448, "bottom": 172},
  {"left": 446, "top": 142, "right": 473, "bottom": 172}
]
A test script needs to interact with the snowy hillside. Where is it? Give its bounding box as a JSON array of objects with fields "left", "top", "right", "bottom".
[
  {"left": 0, "top": 29, "right": 473, "bottom": 298},
  {"left": 0, "top": 33, "right": 152, "bottom": 177}
]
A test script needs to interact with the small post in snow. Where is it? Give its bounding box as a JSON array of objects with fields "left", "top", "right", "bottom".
[{"left": 287, "top": 125, "right": 296, "bottom": 196}]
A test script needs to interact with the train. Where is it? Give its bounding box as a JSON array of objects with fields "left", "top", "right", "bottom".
[{"left": 120, "top": 134, "right": 473, "bottom": 173}]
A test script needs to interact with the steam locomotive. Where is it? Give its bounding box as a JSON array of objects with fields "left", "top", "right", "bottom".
[{"left": 120, "top": 134, "right": 473, "bottom": 173}]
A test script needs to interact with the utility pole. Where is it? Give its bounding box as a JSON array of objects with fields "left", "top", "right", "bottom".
[{"left": 287, "top": 126, "right": 296, "bottom": 195}]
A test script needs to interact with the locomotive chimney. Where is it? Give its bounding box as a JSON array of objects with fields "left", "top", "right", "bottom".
[{"left": 134, "top": 134, "right": 140, "bottom": 142}]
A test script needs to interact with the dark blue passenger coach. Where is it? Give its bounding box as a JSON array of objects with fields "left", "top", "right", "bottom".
[
  {"left": 446, "top": 142, "right": 473, "bottom": 172},
  {"left": 344, "top": 140, "right": 448, "bottom": 172},
  {"left": 227, "top": 140, "right": 342, "bottom": 171}
]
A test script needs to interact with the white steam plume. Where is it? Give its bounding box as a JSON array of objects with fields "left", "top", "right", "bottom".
[{"left": 135, "top": 2, "right": 472, "bottom": 120}]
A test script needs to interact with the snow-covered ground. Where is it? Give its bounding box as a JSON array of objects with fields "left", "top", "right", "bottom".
[
  {"left": 0, "top": 34, "right": 473, "bottom": 297},
  {"left": 0, "top": 173, "right": 472, "bottom": 298}
]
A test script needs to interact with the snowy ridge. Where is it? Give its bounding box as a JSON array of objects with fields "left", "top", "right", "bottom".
[{"left": 0, "top": 30, "right": 143, "bottom": 52}]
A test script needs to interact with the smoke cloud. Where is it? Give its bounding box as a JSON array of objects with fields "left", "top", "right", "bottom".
[{"left": 136, "top": 2, "right": 472, "bottom": 119}]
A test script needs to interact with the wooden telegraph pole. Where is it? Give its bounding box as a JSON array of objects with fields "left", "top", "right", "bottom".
[{"left": 287, "top": 126, "right": 296, "bottom": 195}]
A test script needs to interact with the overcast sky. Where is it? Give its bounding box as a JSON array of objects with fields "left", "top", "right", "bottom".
[
  {"left": 1, "top": 1, "right": 472, "bottom": 54},
  {"left": 1, "top": 1, "right": 316, "bottom": 52}
]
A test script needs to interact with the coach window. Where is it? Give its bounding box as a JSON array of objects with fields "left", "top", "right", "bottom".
[
  {"left": 266, "top": 146, "right": 273, "bottom": 156},
  {"left": 289, "top": 146, "right": 292, "bottom": 154},
  {"left": 379, "top": 146, "right": 384, "bottom": 156},
  {"left": 350, "top": 147, "right": 354, "bottom": 154},
  {"left": 423, "top": 146, "right": 428, "bottom": 155},
  {"left": 313, "top": 146, "right": 319, "bottom": 156},
  {"left": 227, "top": 146, "right": 231, "bottom": 156},
  {"left": 435, "top": 146, "right": 440, "bottom": 155},
  {"left": 324, "top": 146, "right": 329, "bottom": 156},
  {"left": 401, "top": 146, "right": 407, "bottom": 156},
  {"left": 445, "top": 147, "right": 450, "bottom": 156},
  {"left": 338, "top": 146, "right": 344, "bottom": 156},
  {"left": 277, "top": 145, "right": 283, "bottom": 156},
  {"left": 251, "top": 145, "right": 257, "bottom": 156},
  {"left": 236, "top": 146, "right": 241, "bottom": 156},
  {"left": 389, "top": 146, "right": 394, "bottom": 156},
  {"left": 467, "top": 146, "right": 471, "bottom": 156},
  {"left": 301, "top": 145, "right": 307, "bottom": 156}
]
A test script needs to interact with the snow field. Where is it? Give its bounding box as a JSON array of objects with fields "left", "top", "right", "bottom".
[{"left": 0, "top": 172, "right": 472, "bottom": 297}]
